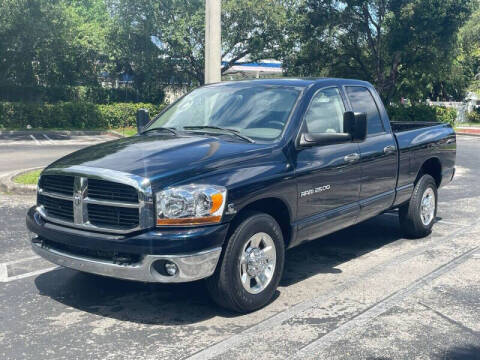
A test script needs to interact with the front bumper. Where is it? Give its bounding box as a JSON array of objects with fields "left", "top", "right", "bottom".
[
  {"left": 31, "top": 240, "right": 221, "bottom": 283},
  {"left": 27, "top": 206, "right": 227, "bottom": 283}
]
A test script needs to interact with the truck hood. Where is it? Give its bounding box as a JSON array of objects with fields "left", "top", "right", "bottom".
[{"left": 48, "top": 134, "right": 274, "bottom": 187}]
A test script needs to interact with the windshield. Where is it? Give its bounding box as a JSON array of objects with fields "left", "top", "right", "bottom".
[{"left": 147, "top": 84, "right": 301, "bottom": 142}]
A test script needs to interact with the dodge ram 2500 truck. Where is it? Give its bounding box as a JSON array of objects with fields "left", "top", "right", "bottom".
[{"left": 27, "top": 78, "right": 456, "bottom": 313}]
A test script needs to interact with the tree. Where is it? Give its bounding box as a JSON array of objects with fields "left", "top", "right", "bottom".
[
  {"left": 288, "top": 0, "right": 472, "bottom": 102},
  {"left": 64, "top": 0, "right": 112, "bottom": 86},
  {"left": 107, "top": 0, "right": 289, "bottom": 87},
  {"left": 221, "top": 1, "right": 289, "bottom": 74},
  {"left": 458, "top": 2, "right": 480, "bottom": 95},
  {"left": 0, "top": 0, "right": 110, "bottom": 93},
  {"left": 0, "top": 0, "right": 73, "bottom": 87}
]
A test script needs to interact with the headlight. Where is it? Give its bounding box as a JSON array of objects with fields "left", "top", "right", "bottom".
[{"left": 155, "top": 185, "right": 227, "bottom": 226}]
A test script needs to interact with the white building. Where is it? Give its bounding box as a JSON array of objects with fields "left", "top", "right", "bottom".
[
  {"left": 164, "top": 60, "right": 284, "bottom": 103},
  {"left": 222, "top": 60, "right": 283, "bottom": 80},
  {"left": 466, "top": 92, "right": 480, "bottom": 113}
]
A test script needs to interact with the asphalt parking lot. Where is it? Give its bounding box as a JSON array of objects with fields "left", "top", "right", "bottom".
[
  {"left": 0, "top": 132, "right": 116, "bottom": 175},
  {"left": 0, "top": 136, "right": 479, "bottom": 360}
]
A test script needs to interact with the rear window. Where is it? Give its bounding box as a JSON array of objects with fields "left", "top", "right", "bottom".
[{"left": 346, "top": 86, "right": 384, "bottom": 136}]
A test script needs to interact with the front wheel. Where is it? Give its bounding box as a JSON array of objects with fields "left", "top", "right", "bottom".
[
  {"left": 399, "top": 174, "right": 438, "bottom": 238},
  {"left": 206, "top": 212, "right": 285, "bottom": 313}
]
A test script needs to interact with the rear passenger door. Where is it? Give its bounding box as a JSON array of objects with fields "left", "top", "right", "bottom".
[{"left": 345, "top": 86, "right": 398, "bottom": 222}]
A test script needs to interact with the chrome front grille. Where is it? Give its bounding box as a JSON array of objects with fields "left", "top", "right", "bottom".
[
  {"left": 38, "top": 194, "right": 74, "bottom": 221},
  {"left": 87, "top": 178, "right": 138, "bottom": 203},
  {"left": 36, "top": 166, "right": 154, "bottom": 234},
  {"left": 40, "top": 175, "right": 74, "bottom": 195},
  {"left": 87, "top": 203, "right": 139, "bottom": 229}
]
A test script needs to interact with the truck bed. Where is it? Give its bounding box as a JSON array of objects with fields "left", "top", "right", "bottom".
[
  {"left": 390, "top": 120, "right": 456, "bottom": 204},
  {"left": 390, "top": 121, "right": 443, "bottom": 133}
]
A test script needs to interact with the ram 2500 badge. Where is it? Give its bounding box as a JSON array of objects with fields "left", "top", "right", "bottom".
[{"left": 27, "top": 79, "right": 456, "bottom": 313}]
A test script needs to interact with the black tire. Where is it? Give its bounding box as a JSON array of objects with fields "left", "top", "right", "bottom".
[
  {"left": 206, "top": 211, "right": 285, "bottom": 313},
  {"left": 399, "top": 174, "right": 438, "bottom": 238}
]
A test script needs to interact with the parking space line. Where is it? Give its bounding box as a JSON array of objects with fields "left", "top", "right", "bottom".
[
  {"left": 42, "top": 134, "right": 55, "bottom": 144},
  {"left": 1, "top": 266, "right": 59, "bottom": 282},
  {"left": 29, "top": 134, "right": 40, "bottom": 145},
  {"left": 2, "top": 255, "right": 40, "bottom": 266},
  {"left": 186, "top": 221, "right": 479, "bottom": 360},
  {"left": 294, "top": 245, "right": 480, "bottom": 359},
  {"left": 0, "top": 255, "right": 57, "bottom": 282},
  {"left": 0, "top": 264, "right": 7, "bottom": 282},
  {"left": 0, "top": 134, "right": 113, "bottom": 146}
]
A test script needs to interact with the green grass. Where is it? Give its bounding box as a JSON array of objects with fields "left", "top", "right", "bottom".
[
  {"left": 13, "top": 169, "right": 42, "bottom": 185},
  {"left": 456, "top": 122, "right": 480, "bottom": 127},
  {"left": 112, "top": 127, "right": 137, "bottom": 137}
]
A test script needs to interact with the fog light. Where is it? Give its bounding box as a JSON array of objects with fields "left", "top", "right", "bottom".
[
  {"left": 164, "top": 262, "right": 178, "bottom": 276},
  {"left": 33, "top": 210, "right": 45, "bottom": 225}
]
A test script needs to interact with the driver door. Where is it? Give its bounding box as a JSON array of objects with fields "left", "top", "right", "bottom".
[{"left": 295, "top": 87, "right": 362, "bottom": 242}]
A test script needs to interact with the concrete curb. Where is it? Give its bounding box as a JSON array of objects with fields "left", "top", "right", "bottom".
[
  {"left": 0, "top": 167, "right": 42, "bottom": 195},
  {"left": 107, "top": 130, "right": 125, "bottom": 138},
  {"left": 457, "top": 133, "right": 480, "bottom": 137},
  {"left": 0, "top": 130, "right": 124, "bottom": 138},
  {"left": 456, "top": 127, "right": 480, "bottom": 137}
]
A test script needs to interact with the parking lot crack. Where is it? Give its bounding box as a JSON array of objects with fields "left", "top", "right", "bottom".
[
  {"left": 292, "top": 245, "right": 480, "bottom": 359},
  {"left": 185, "top": 223, "right": 480, "bottom": 360},
  {"left": 417, "top": 301, "right": 480, "bottom": 337}
]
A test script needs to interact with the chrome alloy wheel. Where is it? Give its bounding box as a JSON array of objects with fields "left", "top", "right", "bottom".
[
  {"left": 239, "top": 232, "right": 276, "bottom": 294},
  {"left": 420, "top": 187, "right": 436, "bottom": 226}
]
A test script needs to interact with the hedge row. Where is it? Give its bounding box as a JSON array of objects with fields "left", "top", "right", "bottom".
[
  {"left": 0, "top": 85, "right": 165, "bottom": 104},
  {"left": 0, "top": 102, "right": 166, "bottom": 129},
  {"left": 0, "top": 101, "right": 463, "bottom": 130},
  {"left": 387, "top": 104, "right": 457, "bottom": 126},
  {"left": 467, "top": 109, "right": 480, "bottom": 123}
]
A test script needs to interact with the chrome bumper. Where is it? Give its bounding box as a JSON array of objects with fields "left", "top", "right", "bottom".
[{"left": 31, "top": 241, "right": 221, "bottom": 283}]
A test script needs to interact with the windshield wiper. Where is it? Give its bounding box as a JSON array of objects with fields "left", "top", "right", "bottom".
[
  {"left": 183, "top": 126, "right": 255, "bottom": 143},
  {"left": 141, "top": 127, "right": 177, "bottom": 136}
]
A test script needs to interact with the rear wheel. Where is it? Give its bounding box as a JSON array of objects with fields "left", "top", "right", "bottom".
[
  {"left": 399, "top": 174, "right": 437, "bottom": 238},
  {"left": 206, "top": 212, "right": 285, "bottom": 313}
]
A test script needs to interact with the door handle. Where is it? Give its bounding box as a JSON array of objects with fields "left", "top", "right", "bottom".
[
  {"left": 344, "top": 153, "right": 360, "bottom": 163},
  {"left": 383, "top": 145, "right": 396, "bottom": 154}
]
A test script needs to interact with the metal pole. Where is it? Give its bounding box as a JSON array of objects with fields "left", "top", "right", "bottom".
[{"left": 205, "top": 0, "right": 221, "bottom": 84}]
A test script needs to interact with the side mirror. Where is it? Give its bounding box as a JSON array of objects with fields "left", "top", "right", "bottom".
[
  {"left": 136, "top": 109, "right": 150, "bottom": 134},
  {"left": 299, "top": 132, "right": 352, "bottom": 147},
  {"left": 343, "top": 111, "right": 367, "bottom": 142}
]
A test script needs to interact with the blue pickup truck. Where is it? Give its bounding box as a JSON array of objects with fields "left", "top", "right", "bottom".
[{"left": 27, "top": 78, "right": 456, "bottom": 313}]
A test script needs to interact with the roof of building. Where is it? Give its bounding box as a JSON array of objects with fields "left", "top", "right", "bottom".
[{"left": 207, "top": 77, "right": 373, "bottom": 88}]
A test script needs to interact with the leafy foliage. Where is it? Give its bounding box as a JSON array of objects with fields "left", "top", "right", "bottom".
[
  {"left": 458, "top": 4, "right": 480, "bottom": 96},
  {"left": 0, "top": 84, "right": 163, "bottom": 103},
  {"left": 287, "top": 0, "right": 472, "bottom": 102},
  {"left": 96, "top": 102, "right": 165, "bottom": 128},
  {"left": 0, "top": 102, "right": 165, "bottom": 129},
  {"left": 0, "top": 0, "right": 479, "bottom": 105},
  {"left": 0, "top": 0, "right": 109, "bottom": 88},
  {"left": 107, "top": 0, "right": 289, "bottom": 86},
  {"left": 387, "top": 104, "right": 457, "bottom": 125},
  {"left": 467, "top": 109, "right": 480, "bottom": 123}
]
